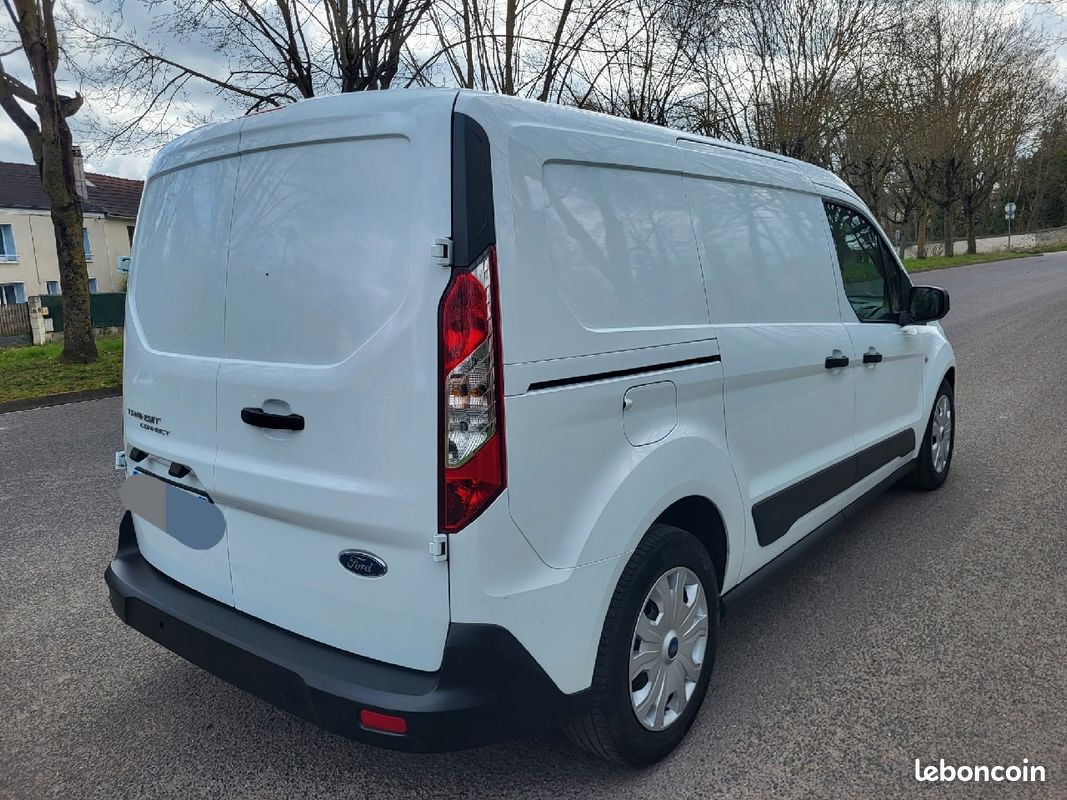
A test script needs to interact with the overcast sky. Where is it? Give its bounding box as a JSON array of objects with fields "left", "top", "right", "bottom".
[{"left": 1, "top": 0, "right": 1065, "bottom": 180}]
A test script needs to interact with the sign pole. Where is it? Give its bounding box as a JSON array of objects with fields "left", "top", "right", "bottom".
[{"left": 1004, "top": 202, "right": 1017, "bottom": 252}]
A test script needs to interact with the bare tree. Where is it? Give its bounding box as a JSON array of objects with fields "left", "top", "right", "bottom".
[
  {"left": 563, "top": 0, "right": 724, "bottom": 125},
  {"left": 1, "top": 0, "right": 97, "bottom": 362},
  {"left": 414, "top": 0, "right": 627, "bottom": 100},
  {"left": 895, "top": 0, "right": 1053, "bottom": 256},
  {"left": 957, "top": 34, "right": 1052, "bottom": 252},
  {"left": 1014, "top": 94, "right": 1067, "bottom": 232},
  {"left": 67, "top": 0, "right": 434, "bottom": 154},
  {"left": 688, "top": 0, "right": 910, "bottom": 166}
]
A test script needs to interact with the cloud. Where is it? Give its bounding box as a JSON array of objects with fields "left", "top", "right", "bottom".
[{"left": 1, "top": 0, "right": 239, "bottom": 178}]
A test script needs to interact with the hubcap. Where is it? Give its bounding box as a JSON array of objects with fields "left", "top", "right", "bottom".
[
  {"left": 930, "top": 394, "right": 953, "bottom": 473},
  {"left": 629, "top": 566, "right": 709, "bottom": 731}
]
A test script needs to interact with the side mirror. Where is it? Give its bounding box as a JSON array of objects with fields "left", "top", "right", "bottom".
[{"left": 906, "top": 285, "right": 950, "bottom": 324}]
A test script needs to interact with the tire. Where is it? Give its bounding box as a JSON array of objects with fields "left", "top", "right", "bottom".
[
  {"left": 564, "top": 523, "right": 720, "bottom": 766},
  {"left": 907, "top": 378, "right": 955, "bottom": 491}
]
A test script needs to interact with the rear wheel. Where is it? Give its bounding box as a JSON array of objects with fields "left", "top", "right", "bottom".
[
  {"left": 907, "top": 378, "right": 955, "bottom": 490},
  {"left": 564, "top": 524, "right": 719, "bottom": 766}
]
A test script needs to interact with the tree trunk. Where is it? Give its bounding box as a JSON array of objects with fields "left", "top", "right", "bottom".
[
  {"left": 40, "top": 118, "right": 97, "bottom": 363},
  {"left": 917, "top": 204, "right": 929, "bottom": 259},
  {"left": 943, "top": 205, "right": 955, "bottom": 258},
  {"left": 2, "top": 0, "right": 98, "bottom": 363},
  {"left": 503, "top": 0, "right": 517, "bottom": 95},
  {"left": 965, "top": 211, "right": 977, "bottom": 255}
]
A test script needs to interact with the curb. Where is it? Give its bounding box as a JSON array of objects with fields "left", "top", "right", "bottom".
[{"left": 0, "top": 386, "right": 121, "bottom": 415}]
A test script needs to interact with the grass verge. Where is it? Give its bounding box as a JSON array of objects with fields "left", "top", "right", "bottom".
[
  {"left": 903, "top": 250, "right": 1038, "bottom": 272},
  {"left": 0, "top": 336, "right": 123, "bottom": 404}
]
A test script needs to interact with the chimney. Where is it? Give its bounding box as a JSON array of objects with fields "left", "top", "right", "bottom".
[{"left": 71, "top": 146, "right": 88, "bottom": 201}]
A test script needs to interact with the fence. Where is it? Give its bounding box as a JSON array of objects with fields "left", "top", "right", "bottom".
[
  {"left": 0, "top": 302, "right": 31, "bottom": 336},
  {"left": 40, "top": 292, "right": 125, "bottom": 332}
]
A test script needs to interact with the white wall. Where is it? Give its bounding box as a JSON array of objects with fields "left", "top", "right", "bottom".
[
  {"left": 902, "top": 225, "right": 1067, "bottom": 259},
  {"left": 0, "top": 207, "right": 133, "bottom": 299}
]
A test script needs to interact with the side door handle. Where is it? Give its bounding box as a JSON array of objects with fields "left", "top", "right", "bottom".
[
  {"left": 241, "top": 407, "right": 305, "bottom": 431},
  {"left": 863, "top": 349, "right": 883, "bottom": 364},
  {"left": 824, "top": 353, "right": 850, "bottom": 369}
]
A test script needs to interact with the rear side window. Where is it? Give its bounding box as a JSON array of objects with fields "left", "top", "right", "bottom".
[
  {"left": 823, "top": 202, "right": 903, "bottom": 322},
  {"left": 542, "top": 162, "right": 707, "bottom": 331},
  {"left": 683, "top": 176, "right": 842, "bottom": 325}
]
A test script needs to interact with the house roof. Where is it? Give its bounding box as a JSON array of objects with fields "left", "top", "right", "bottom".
[{"left": 0, "top": 161, "right": 143, "bottom": 219}]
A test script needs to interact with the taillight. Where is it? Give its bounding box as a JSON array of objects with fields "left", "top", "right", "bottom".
[
  {"left": 440, "top": 246, "right": 506, "bottom": 533},
  {"left": 359, "top": 709, "right": 408, "bottom": 734}
]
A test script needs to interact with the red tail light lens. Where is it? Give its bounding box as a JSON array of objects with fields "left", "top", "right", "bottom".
[
  {"left": 442, "top": 274, "right": 489, "bottom": 373},
  {"left": 359, "top": 709, "right": 408, "bottom": 734},
  {"left": 441, "top": 247, "right": 506, "bottom": 533}
]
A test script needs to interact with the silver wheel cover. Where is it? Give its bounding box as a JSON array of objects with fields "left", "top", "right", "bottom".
[
  {"left": 629, "top": 566, "right": 709, "bottom": 731},
  {"left": 931, "top": 394, "right": 953, "bottom": 473}
]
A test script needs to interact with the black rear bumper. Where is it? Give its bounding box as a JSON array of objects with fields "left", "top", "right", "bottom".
[{"left": 105, "top": 512, "right": 589, "bottom": 752}]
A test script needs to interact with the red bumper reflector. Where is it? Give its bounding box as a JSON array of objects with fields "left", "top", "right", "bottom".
[{"left": 360, "top": 709, "right": 408, "bottom": 734}]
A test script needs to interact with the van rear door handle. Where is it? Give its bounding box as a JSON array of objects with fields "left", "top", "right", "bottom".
[
  {"left": 863, "top": 350, "right": 883, "bottom": 364},
  {"left": 241, "top": 407, "right": 305, "bottom": 431},
  {"left": 824, "top": 354, "right": 850, "bottom": 369}
]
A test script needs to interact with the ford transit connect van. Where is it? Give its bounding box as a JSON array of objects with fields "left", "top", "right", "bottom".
[{"left": 107, "top": 89, "right": 955, "bottom": 766}]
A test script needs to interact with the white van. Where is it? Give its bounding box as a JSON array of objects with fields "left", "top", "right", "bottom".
[{"left": 107, "top": 89, "right": 955, "bottom": 766}]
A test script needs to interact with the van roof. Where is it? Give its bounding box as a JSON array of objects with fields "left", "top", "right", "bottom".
[
  {"left": 153, "top": 87, "right": 857, "bottom": 200},
  {"left": 450, "top": 89, "right": 857, "bottom": 198}
]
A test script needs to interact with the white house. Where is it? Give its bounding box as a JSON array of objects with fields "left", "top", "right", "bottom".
[{"left": 0, "top": 152, "right": 142, "bottom": 305}]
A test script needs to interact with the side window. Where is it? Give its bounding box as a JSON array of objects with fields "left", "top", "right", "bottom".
[
  {"left": 0, "top": 283, "right": 25, "bottom": 304},
  {"left": 82, "top": 228, "right": 93, "bottom": 261},
  {"left": 823, "top": 202, "right": 903, "bottom": 322},
  {"left": 0, "top": 224, "right": 16, "bottom": 261}
]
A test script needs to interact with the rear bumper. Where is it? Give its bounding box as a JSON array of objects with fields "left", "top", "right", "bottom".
[{"left": 105, "top": 512, "right": 590, "bottom": 752}]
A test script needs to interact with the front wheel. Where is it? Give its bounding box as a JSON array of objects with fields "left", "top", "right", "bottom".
[
  {"left": 907, "top": 378, "right": 955, "bottom": 490},
  {"left": 564, "top": 524, "right": 719, "bottom": 766}
]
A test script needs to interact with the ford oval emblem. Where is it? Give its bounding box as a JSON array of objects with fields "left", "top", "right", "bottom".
[{"left": 338, "top": 549, "right": 388, "bottom": 578}]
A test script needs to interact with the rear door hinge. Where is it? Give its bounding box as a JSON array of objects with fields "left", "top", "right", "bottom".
[
  {"left": 429, "top": 533, "right": 448, "bottom": 562},
  {"left": 431, "top": 238, "right": 453, "bottom": 267}
]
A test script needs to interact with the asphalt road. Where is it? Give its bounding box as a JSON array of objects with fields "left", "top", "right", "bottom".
[{"left": 2, "top": 253, "right": 1066, "bottom": 799}]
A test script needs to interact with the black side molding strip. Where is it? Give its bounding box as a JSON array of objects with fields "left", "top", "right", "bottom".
[
  {"left": 855, "top": 428, "right": 915, "bottom": 482},
  {"left": 527, "top": 354, "right": 722, "bottom": 392},
  {"left": 752, "top": 428, "right": 916, "bottom": 547},
  {"left": 723, "top": 458, "right": 917, "bottom": 614}
]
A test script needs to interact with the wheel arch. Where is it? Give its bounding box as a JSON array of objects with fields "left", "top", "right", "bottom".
[
  {"left": 653, "top": 495, "right": 729, "bottom": 593},
  {"left": 568, "top": 435, "right": 746, "bottom": 592},
  {"left": 921, "top": 334, "right": 956, "bottom": 427}
]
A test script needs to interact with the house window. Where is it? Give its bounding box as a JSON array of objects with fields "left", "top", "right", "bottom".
[
  {"left": 83, "top": 228, "right": 93, "bottom": 261},
  {"left": 46, "top": 281, "right": 61, "bottom": 295},
  {"left": 0, "top": 282, "right": 25, "bottom": 305},
  {"left": 0, "top": 224, "right": 16, "bottom": 261},
  {"left": 88, "top": 278, "right": 98, "bottom": 294},
  {"left": 127, "top": 225, "right": 135, "bottom": 247}
]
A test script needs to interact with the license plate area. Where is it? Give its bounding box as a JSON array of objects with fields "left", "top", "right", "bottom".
[{"left": 121, "top": 470, "right": 226, "bottom": 550}]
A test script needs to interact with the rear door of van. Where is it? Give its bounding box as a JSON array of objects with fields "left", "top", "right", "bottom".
[
  {"left": 128, "top": 91, "right": 457, "bottom": 672},
  {"left": 125, "top": 121, "right": 243, "bottom": 607},
  {"left": 215, "top": 92, "right": 456, "bottom": 672}
]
